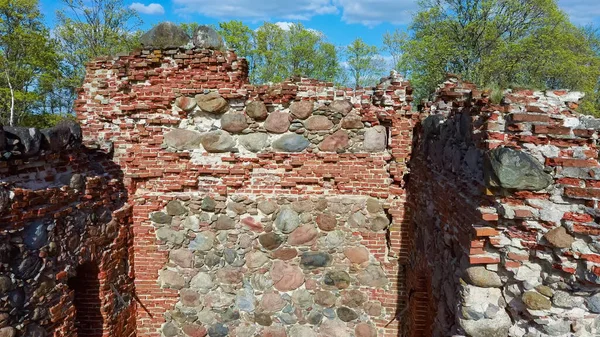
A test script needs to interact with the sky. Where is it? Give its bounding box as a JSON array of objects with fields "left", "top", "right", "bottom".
[{"left": 39, "top": 0, "right": 600, "bottom": 49}]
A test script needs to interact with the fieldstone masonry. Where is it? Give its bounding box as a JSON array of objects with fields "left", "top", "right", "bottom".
[{"left": 0, "top": 25, "right": 598, "bottom": 337}]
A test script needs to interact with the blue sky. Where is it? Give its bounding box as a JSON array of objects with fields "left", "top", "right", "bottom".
[{"left": 40, "top": 0, "right": 600, "bottom": 49}]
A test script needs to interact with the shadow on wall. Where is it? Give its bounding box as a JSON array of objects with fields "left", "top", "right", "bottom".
[{"left": 68, "top": 262, "right": 104, "bottom": 337}]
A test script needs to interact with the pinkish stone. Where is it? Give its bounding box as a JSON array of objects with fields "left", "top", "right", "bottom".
[
  {"left": 305, "top": 115, "right": 333, "bottom": 131},
  {"left": 330, "top": 99, "right": 353, "bottom": 115},
  {"left": 241, "top": 216, "right": 263, "bottom": 232},
  {"left": 343, "top": 247, "right": 369, "bottom": 264},
  {"left": 290, "top": 101, "right": 314, "bottom": 119},
  {"left": 341, "top": 112, "right": 364, "bottom": 129},
  {"left": 316, "top": 213, "right": 337, "bottom": 231},
  {"left": 355, "top": 323, "right": 377, "bottom": 337},
  {"left": 175, "top": 96, "right": 197, "bottom": 112},
  {"left": 270, "top": 261, "right": 305, "bottom": 291},
  {"left": 180, "top": 289, "right": 202, "bottom": 307},
  {"left": 259, "top": 292, "right": 287, "bottom": 312},
  {"left": 319, "top": 130, "right": 349, "bottom": 152},
  {"left": 272, "top": 248, "right": 298, "bottom": 261},
  {"left": 264, "top": 111, "right": 291, "bottom": 133},
  {"left": 364, "top": 301, "right": 383, "bottom": 316},
  {"left": 170, "top": 248, "right": 194, "bottom": 268},
  {"left": 182, "top": 324, "right": 207, "bottom": 337},
  {"left": 216, "top": 267, "right": 243, "bottom": 284},
  {"left": 288, "top": 225, "right": 318, "bottom": 245},
  {"left": 262, "top": 326, "right": 287, "bottom": 337}
]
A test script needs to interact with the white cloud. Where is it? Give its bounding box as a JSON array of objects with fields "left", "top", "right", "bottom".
[
  {"left": 130, "top": 2, "right": 166, "bottom": 15},
  {"left": 557, "top": 0, "right": 600, "bottom": 25},
  {"left": 334, "top": 0, "right": 418, "bottom": 26}
]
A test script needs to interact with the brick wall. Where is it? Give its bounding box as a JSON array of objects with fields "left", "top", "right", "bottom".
[
  {"left": 0, "top": 132, "right": 136, "bottom": 337},
  {"left": 407, "top": 75, "right": 600, "bottom": 336},
  {"left": 76, "top": 47, "right": 416, "bottom": 337}
]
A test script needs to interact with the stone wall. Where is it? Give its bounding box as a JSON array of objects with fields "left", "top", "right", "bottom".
[
  {"left": 76, "top": 45, "right": 416, "bottom": 337},
  {"left": 407, "top": 76, "right": 600, "bottom": 336},
  {"left": 0, "top": 123, "right": 136, "bottom": 337}
]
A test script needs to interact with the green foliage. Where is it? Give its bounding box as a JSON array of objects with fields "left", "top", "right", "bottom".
[
  {"left": 180, "top": 22, "right": 200, "bottom": 37},
  {"left": 217, "top": 21, "right": 341, "bottom": 84},
  {"left": 55, "top": 0, "right": 142, "bottom": 110},
  {"left": 345, "top": 38, "right": 382, "bottom": 88},
  {"left": 398, "top": 0, "right": 600, "bottom": 113},
  {"left": 0, "top": 0, "right": 61, "bottom": 126}
]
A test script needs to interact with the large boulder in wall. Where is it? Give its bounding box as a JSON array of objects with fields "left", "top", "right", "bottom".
[
  {"left": 140, "top": 22, "right": 191, "bottom": 48},
  {"left": 192, "top": 25, "right": 224, "bottom": 50}
]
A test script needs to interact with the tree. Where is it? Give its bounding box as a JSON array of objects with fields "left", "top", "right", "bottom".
[
  {"left": 346, "top": 38, "right": 382, "bottom": 88},
  {"left": 216, "top": 20, "right": 341, "bottom": 84},
  {"left": 0, "top": 0, "right": 61, "bottom": 126},
  {"left": 54, "top": 0, "right": 142, "bottom": 113},
  {"left": 398, "top": 0, "right": 600, "bottom": 108},
  {"left": 382, "top": 28, "right": 408, "bottom": 71}
]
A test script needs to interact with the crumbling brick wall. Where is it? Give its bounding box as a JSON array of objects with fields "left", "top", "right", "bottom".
[
  {"left": 0, "top": 124, "right": 136, "bottom": 337},
  {"left": 407, "top": 75, "right": 600, "bottom": 336},
  {"left": 76, "top": 47, "right": 416, "bottom": 337}
]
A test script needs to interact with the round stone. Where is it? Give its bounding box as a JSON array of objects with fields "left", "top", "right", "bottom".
[
  {"left": 246, "top": 251, "right": 269, "bottom": 269},
  {"left": 314, "top": 290, "right": 336, "bottom": 307},
  {"left": 196, "top": 92, "right": 228, "bottom": 114},
  {"left": 330, "top": 99, "right": 353, "bottom": 115},
  {"left": 305, "top": 115, "right": 333, "bottom": 131},
  {"left": 337, "top": 307, "right": 358, "bottom": 322},
  {"left": 221, "top": 113, "right": 248, "bottom": 133},
  {"left": 343, "top": 247, "right": 369, "bottom": 264},
  {"left": 255, "top": 313, "right": 272, "bottom": 326},
  {"left": 190, "top": 272, "right": 214, "bottom": 294},
  {"left": 319, "top": 130, "right": 349, "bottom": 152},
  {"left": 586, "top": 293, "right": 600, "bottom": 313},
  {"left": 239, "top": 133, "right": 269, "bottom": 152},
  {"left": 275, "top": 207, "right": 300, "bottom": 234},
  {"left": 317, "top": 213, "right": 337, "bottom": 231},
  {"left": 290, "top": 101, "right": 314, "bottom": 120},
  {"left": 292, "top": 289, "right": 313, "bottom": 309},
  {"left": 264, "top": 111, "right": 291, "bottom": 134},
  {"left": 214, "top": 215, "right": 235, "bottom": 230},
  {"left": 289, "top": 326, "right": 316, "bottom": 337},
  {"left": 201, "top": 130, "right": 235, "bottom": 153},
  {"left": 258, "top": 200, "right": 278, "bottom": 215},
  {"left": 164, "top": 129, "right": 203, "bottom": 151},
  {"left": 180, "top": 289, "right": 202, "bottom": 307},
  {"left": 270, "top": 261, "right": 304, "bottom": 291},
  {"left": 151, "top": 212, "right": 172, "bottom": 224},
  {"left": 288, "top": 225, "right": 318, "bottom": 246},
  {"left": 140, "top": 22, "right": 190, "bottom": 48},
  {"left": 522, "top": 291, "right": 551, "bottom": 310},
  {"left": 358, "top": 265, "right": 388, "bottom": 287},
  {"left": 260, "top": 292, "right": 287, "bottom": 312},
  {"left": 182, "top": 324, "right": 207, "bottom": 337},
  {"left": 170, "top": 249, "right": 194, "bottom": 268},
  {"left": 342, "top": 289, "right": 367, "bottom": 308},
  {"left": 341, "top": 112, "right": 364, "bottom": 129},
  {"left": 192, "top": 25, "right": 224, "bottom": 49},
  {"left": 464, "top": 266, "right": 503, "bottom": 288},
  {"left": 272, "top": 134, "right": 310, "bottom": 153},
  {"left": 246, "top": 101, "right": 268, "bottom": 120},
  {"left": 324, "top": 270, "right": 351, "bottom": 289},
  {"left": 207, "top": 323, "right": 228, "bottom": 337},
  {"left": 259, "top": 233, "right": 284, "bottom": 250},
  {"left": 544, "top": 227, "right": 575, "bottom": 249},
  {"left": 272, "top": 248, "right": 297, "bottom": 261},
  {"left": 355, "top": 323, "right": 377, "bottom": 337},
  {"left": 300, "top": 252, "right": 331, "bottom": 269},
  {"left": 189, "top": 231, "right": 215, "bottom": 251},
  {"left": 370, "top": 216, "right": 390, "bottom": 231},
  {"left": 201, "top": 197, "right": 216, "bottom": 212},
  {"left": 167, "top": 201, "right": 186, "bottom": 216},
  {"left": 262, "top": 326, "right": 287, "bottom": 337}
]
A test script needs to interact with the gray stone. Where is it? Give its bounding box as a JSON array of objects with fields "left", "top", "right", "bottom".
[
  {"left": 201, "top": 130, "right": 235, "bottom": 152},
  {"left": 273, "top": 134, "right": 310, "bottom": 152},
  {"left": 552, "top": 290, "right": 584, "bottom": 308},
  {"left": 0, "top": 327, "right": 15, "bottom": 337},
  {"left": 257, "top": 200, "right": 278, "bottom": 215},
  {"left": 464, "top": 266, "right": 503, "bottom": 288},
  {"left": 151, "top": 212, "right": 172, "bottom": 224},
  {"left": 542, "top": 320, "right": 571, "bottom": 336},
  {"left": 366, "top": 198, "right": 382, "bottom": 213},
  {"left": 363, "top": 125, "right": 387, "bottom": 152},
  {"left": 0, "top": 187, "right": 9, "bottom": 214},
  {"left": 221, "top": 113, "right": 248, "bottom": 133},
  {"left": 289, "top": 326, "right": 316, "bottom": 337},
  {"left": 15, "top": 256, "right": 42, "bottom": 279},
  {"left": 201, "top": 197, "right": 216, "bottom": 212},
  {"left": 214, "top": 215, "right": 235, "bottom": 230},
  {"left": 156, "top": 228, "right": 185, "bottom": 245},
  {"left": 459, "top": 313, "right": 512, "bottom": 337},
  {"left": 587, "top": 293, "right": 600, "bottom": 313},
  {"left": 192, "top": 25, "right": 224, "bottom": 49},
  {"left": 140, "top": 22, "right": 190, "bottom": 48},
  {"left": 324, "top": 270, "right": 351, "bottom": 289},
  {"left": 264, "top": 111, "right": 291, "bottom": 133},
  {"left": 274, "top": 207, "right": 300, "bottom": 233},
  {"left": 170, "top": 249, "right": 194, "bottom": 268},
  {"left": 208, "top": 323, "right": 228, "bottom": 337},
  {"left": 24, "top": 221, "right": 48, "bottom": 250},
  {"left": 348, "top": 212, "right": 366, "bottom": 227},
  {"left": 196, "top": 92, "right": 229, "bottom": 114},
  {"left": 246, "top": 101, "right": 268, "bottom": 120},
  {"left": 544, "top": 227, "right": 575, "bottom": 249},
  {"left": 0, "top": 276, "right": 13, "bottom": 294},
  {"left": 183, "top": 215, "right": 200, "bottom": 231},
  {"left": 307, "top": 312, "right": 323, "bottom": 325},
  {"left": 341, "top": 289, "right": 367, "bottom": 308},
  {"left": 236, "top": 288, "right": 256, "bottom": 312},
  {"left": 370, "top": 216, "right": 390, "bottom": 231},
  {"left": 190, "top": 272, "right": 213, "bottom": 293},
  {"left": 189, "top": 231, "right": 215, "bottom": 251},
  {"left": 162, "top": 322, "right": 179, "bottom": 337},
  {"left": 239, "top": 133, "right": 268, "bottom": 152},
  {"left": 292, "top": 289, "right": 313, "bottom": 309},
  {"left": 166, "top": 201, "right": 186, "bottom": 216},
  {"left": 522, "top": 291, "right": 551, "bottom": 310},
  {"left": 358, "top": 265, "right": 388, "bottom": 287},
  {"left": 3, "top": 127, "right": 42, "bottom": 157},
  {"left": 159, "top": 270, "right": 185, "bottom": 289},
  {"left": 484, "top": 147, "right": 553, "bottom": 191},
  {"left": 300, "top": 252, "right": 331, "bottom": 269},
  {"left": 337, "top": 307, "right": 358, "bottom": 322},
  {"left": 204, "top": 251, "right": 222, "bottom": 267}
]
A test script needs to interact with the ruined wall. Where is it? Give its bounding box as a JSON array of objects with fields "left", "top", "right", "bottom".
[
  {"left": 76, "top": 46, "right": 416, "bottom": 337},
  {"left": 408, "top": 76, "right": 600, "bottom": 336},
  {"left": 0, "top": 123, "right": 136, "bottom": 337}
]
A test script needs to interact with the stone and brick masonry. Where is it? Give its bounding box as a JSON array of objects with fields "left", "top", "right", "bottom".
[{"left": 0, "top": 25, "right": 599, "bottom": 337}]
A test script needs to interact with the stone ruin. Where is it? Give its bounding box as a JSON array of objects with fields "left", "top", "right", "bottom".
[{"left": 0, "top": 23, "right": 599, "bottom": 337}]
